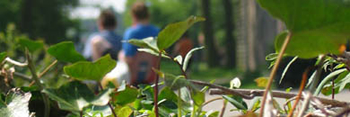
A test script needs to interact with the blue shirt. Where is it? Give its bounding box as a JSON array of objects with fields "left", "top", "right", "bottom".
[{"left": 123, "top": 24, "right": 159, "bottom": 57}]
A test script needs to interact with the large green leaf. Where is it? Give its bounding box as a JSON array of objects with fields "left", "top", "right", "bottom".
[
  {"left": 157, "top": 16, "right": 205, "bottom": 50},
  {"left": 18, "top": 38, "right": 44, "bottom": 52},
  {"left": 0, "top": 52, "right": 7, "bottom": 64},
  {"left": 48, "top": 41, "right": 85, "bottom": 63},
  {"left": 222, "top": 95, "right": 248, "bottom": 110},
  {"left": 64, "top": 55, "right": 116, "bottom": 81},
  {"left": 258, "top": 0, "right": 350, "bottom": 58},
  {"left": 42, "top": 81, "right": 113, "bottom": 112},
  {"left": 0, "top": 89, "right": 31, "bottom": 117}
]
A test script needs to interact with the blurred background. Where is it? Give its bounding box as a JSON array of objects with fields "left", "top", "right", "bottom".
[{"left": 0, "top": 0, "right": 288, "bottom": 88}]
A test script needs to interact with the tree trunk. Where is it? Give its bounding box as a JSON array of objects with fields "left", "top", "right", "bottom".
[
  {"left": 223, "top": 0, "right": 236, "bottom": 68},
  {"left": 201, "top": 0, "right": 219, "bottom": 67}
]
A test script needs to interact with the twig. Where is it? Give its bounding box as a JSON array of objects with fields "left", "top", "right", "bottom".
[
  {"left": 189, "top": 80, "right": 253, "bottom": 99},
  {"left": 208, "top": 89, "right": 350, "bottom": 107},
  {"left": 13, "top": 72, "right": 31, "bottom": 81},
  {"left": 260, "top": 32, "right": 292, "bottom": 117},
  {"left": 38, "top": 60, "right": 57, "bottom": 78},
  {"left": 202, "top": 97, "right": 223, "bottom": 107},
  {"left": 169, "top": 56, "right": 188, "bottom": 79},
  {"left": 287, "top": 67, "right": 309, "bottom": 117},
  {"left": 4, "top": 57, "right": 28, "bottom": 67},
  {"left": 335, "top": 107, "right": 350, "bottom": 117},
  {"left": 297, "top": 92, "right": 312, "bottom": 117},
  {"left": 29, "top": 60, "right": 58, "bottom": 86},
  {"left": 26, "top": 50, "right": 50, "bottom": 117}
]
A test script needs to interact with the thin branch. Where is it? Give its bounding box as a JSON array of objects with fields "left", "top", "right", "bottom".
[
  {"left": 219, "top": 100, "right": 227, "bottom": 117},
  {"left": 287, "top": 67, "right": 309, "bottom": 117},
  {"left": 13, "top": 72, "right": 31, "bottom": 81},
  {"left": 202, "top": 97, "right": 223, "bottom": 107},
  {"left": 209, "top": 89, "right": 350, "bottom": 107},
  {"left": 4, "top": 57, "right": 28, "bottom": 67},
  {"left": 26, "top": 50, "right": 50, "bottom": 117},
  {"left": 38, "top": 60, "right": 58, "bottom": 78},
  {"left": 297, "top": 92, "right": 312, "bottom": 117},
  {"left": 260, "top": 32, "right": 292, "bottom": 117},
  {"left": 189, "top": 80, "right": 254, "bottom": 99}
]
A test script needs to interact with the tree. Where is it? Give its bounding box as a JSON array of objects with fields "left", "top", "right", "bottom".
[
  {"left": 223, "top": 0, "right": 236, "bottom": 68},
  {"left": 0, "top": 0, "right": 79, "bottom": 44},
  {"left": 201, "top": 0, "right": 219, "bottom": 67}
]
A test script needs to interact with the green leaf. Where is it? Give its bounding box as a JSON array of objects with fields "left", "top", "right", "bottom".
[
  {"left": 222, "top": 95, "right": 248, "bottom": 110},
  {"left": 137, "top": 48, "right": 170, "bottom": 59},
  {"left": 280, "top": 56, "right": 298, "bottom": 84},
  {"left": 157, "top": 16, "right": 205, "bottom": 50},
  {"left": 18, "top": 38, "right": 44, "bottom": 52},
  {"left": 153, "top": 69, "right": 195, "bottom": 90},
  {"left": 64, "top": 55, "right": 116, "bottom": 81},
  {"left": 42, "top": 81, "right": 113, "bottom": 112},
  {"left": 115, "top": 105, "right": 133, "bottom": 117},
  {"left": 84, "top": 105, "right": 111, "bottom": 117},
  {"left": 275, "top": 31, "right": 347, "bottom": 58},
  {"left": 48, "top": 41, "right": 85, "bottom": 63},
  {"left": 191, "top": 91, "right": 205, "bottom": 106},
  {"left": 183, "top": 46, "right": 204, "bottom": 71},
  {"left": 158, "top": 87, "right": 178, "bottom": 103},
  {"left": 207, "top": 111, "right": 219, "bottom": 117},
  {"left": 0, "top": 89, "right": 31, "bottom": 117},
  {"left": 257, "top": 0, "right": 350, "bottom": 58},
  {"left": 128, "top": 37, "right": 159, "bottom": 53},
  {"left": 0, "top": 52, "right": 7, "bottom": 64},
  {"left": 113, "top": 85, "right": 138, "bottom": 106},
  {"left": 314, "top": 68, "right": 347, "bottom": 95}
]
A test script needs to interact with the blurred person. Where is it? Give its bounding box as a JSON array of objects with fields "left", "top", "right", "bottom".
[
  {"left": 83, "top": 10, "right": 122, "bottom": 61},
  {"left": 121, "top": 1, "right": 160, "bottom": 86}
]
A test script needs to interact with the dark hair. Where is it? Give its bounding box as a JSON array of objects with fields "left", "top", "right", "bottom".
[
  {"left": 131, "top": 2, "right": 149, "bottom": 20},
  {"left": 98, "top": 10, "right": 117, "bottom": 29}
]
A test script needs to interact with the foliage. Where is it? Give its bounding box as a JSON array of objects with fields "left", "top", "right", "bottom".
[{"left": 0, "top": 89, "right": 32, "bottom": 117}]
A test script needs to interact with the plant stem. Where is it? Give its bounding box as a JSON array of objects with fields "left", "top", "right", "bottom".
[
  {"left": 287, "top": 67, "right": 309, "bottom": 117},
  {"left": 80, "top": 111, "right": 83, "bottom": 117},
  {"left": 97, "top": 83, "right": 117, "bottom": 117},
  {"left": 177, "top": 89, "right": 182, "bottom": 117},
  {"left": 4, "top": 57, "right": 28, "bottom": 67},
  {"left": 169, "top": 56, "right": 188, "bottom": 79},
  {"left": 309, "top": 55, "right": 325, "bottom": 92},
  {"left": 260, "top": 33, "right": 292, "bottom": 117},
  {"left": 202, "top": 97, "right": 223, "bottom": 107},
  {"left": 154, "top": 52, "right": 162, "bottom": 117},
  {"left": 26, "top": 50, "right": 50, "bottom": 117},
  {"left": 29, "top": 60, "right": 58, "bottom": 86},
  {"left": 219, "top": 100, "right": 227, "bottom": 117},
  {"left": 209, "top": 88, "right": 349, "bottom": 107}
]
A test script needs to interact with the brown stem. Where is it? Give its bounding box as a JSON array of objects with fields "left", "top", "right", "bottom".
[
  {"left": 287, "top": 67, "right": 309, "bottom": 117},
  {"left": 209, "top": 89, "right": 349, "bottom": 107},
  {"left": 202, "top": 97, "right": 223, "bottom": 107},
  {"left": 189, "top": 80, "right": 253, "bottom": 99},
  {"left": 219, "top": 100, "right": 227, "bottom": 117},
  {"left": 29, "top": 60, "right": 58, "bottom": 86},
  {"left": 80, "top": 111, "right": 83, "bottom": 117},
  {"left": 154, "top": 52, "right": 162, "bottom": 117},
  {"left": 260, "top": 33, "right": 292, "bottom": 117},
  {"left": 97, "top": 83, "right": 117, "bottom": 117}
]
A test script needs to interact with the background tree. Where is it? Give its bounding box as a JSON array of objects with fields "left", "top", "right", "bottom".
[
  {"left": 0, "top": 0, "right": 79, "bottom": 44},
  {"left": 223, "top": 0, "right": 236, "bottom": 68}
]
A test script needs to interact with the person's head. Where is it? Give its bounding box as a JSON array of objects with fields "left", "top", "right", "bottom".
[
  {"left": 131, "top": 2, "right": 149, "bottom": 23},
  {"left": 97, "top": 10, "right": 117, "bottom": 31}
]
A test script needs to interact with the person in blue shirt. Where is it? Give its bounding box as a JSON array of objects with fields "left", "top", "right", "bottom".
[
  {"left": 84, "top": 10, "right": 122, "bottom": 61},
  {"left": 121, "top": 2, "right": 159, "bottom": 85}
]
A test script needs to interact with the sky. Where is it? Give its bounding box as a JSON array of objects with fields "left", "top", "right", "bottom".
[{"left": 70, "top": 0, "right": 127, "bottom": 19}]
